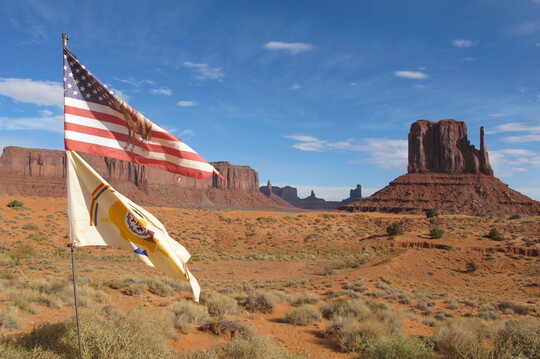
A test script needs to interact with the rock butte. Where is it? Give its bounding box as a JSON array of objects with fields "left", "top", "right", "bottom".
[
  {"left": 339, "top": 119, "right": 540, "bottom": 216},
  {"left": 0, "top": 146, "right": 292, "bottom": 210}
]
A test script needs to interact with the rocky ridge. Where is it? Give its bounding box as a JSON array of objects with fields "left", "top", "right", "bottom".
[
  {"left": 261, "top": 182, "right": 362, "bottom": 210},
  {"left": 339, "top": 120, "right": 540, "bottom": 216},
  {"left": 0, "top": 146, "right": 292, "bottom": 210}
]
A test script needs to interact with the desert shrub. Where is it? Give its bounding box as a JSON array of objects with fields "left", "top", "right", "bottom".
[
  {"left": 343, "top": 278, "right": 368, "bottom": 293},
  {"left": 497, "top": 301, "right": 535, "bottom": 316},
  {"left": 200, "top": 291, "right": 239, "bottom": 317},
  {"left": 425, "top": 208, "right": 439, "bottom": 218},
  {"left": 376, "top": 310, "right": 404, "bottom": 336},
  {"left": 329, "top": 318, "right": 388, "bottom": 353},
  {"left": 444, "top": 298, "right": 459, "bottom": 310},
  {"left": 429, "top": 227, "right": 444, "bottom": 239},
  {"left": 124, "top": 284, "right": 144, "bottom": 297},
  {"left": 145, "top": 279, "right": 176, "bottom": 297},
  {"left": 288, "top": 292, "right": 320, "bottom": 305},
  {"left": 243, "top": 291, "right": 276, "bottom": 313},
  {"left": 7, "top": 200, "right": 23, "bottom": 208},
  {"left": 170, "top": 300, "right": 209, "bottom": 333},
  {"left": 0, "top": 341, "right": 60, "bottom": 359},
  {"left": 11, "top": 308, "right": 172, "bottom": 358},
  {"left": 466, "top": 261, "right": 479, "bottom": 273},
  {"left": 284, "top": 304, "right": 322, "bottom": 326},
  {"left": 22, "top": 223, "right": 38, "bottom": 231},
  {"left": 487, "top": 228, "right": 504, "bottom": 241},
  {"left": 321, "top": 299, "right": 372, "bottom": 321},
  {"left": 493, "top": 319, "right": 540, "bottom": 359},
  {"left": 364, "top": 335, "right": 436, "bottom": 359},
  {"left": 0, "top": 306, "right": 19, "bottom": 330},
  {"left": 508, "top": 214, "right": 522, "bottom": 220},
  {"left": 182, "top": 335, "right": 305, "bottom": 359},
  {"left": 200, "top": 319, "right": 255, "bottom": 339},
  {"left": 434, "top": 319, "right": 492, "bottom": 359},
  {"left": 386, "top": 222, "right": 404, "bottom": 236}
]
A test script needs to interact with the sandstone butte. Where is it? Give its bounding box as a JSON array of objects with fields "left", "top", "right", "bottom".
[
  {"left": 339, "top": 119, "right": 540, "bottom": 216},
  {"left": 0, "top": 146, "right": 293, "bottom": 210}
]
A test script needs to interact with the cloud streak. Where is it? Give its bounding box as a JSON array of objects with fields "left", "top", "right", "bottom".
[
  {"left": 452, "top": 39, "right": 474, "bottom": 48},
  {"left": 177, "top": 100, "right": 198, "bottom": 107},
  {"left": 150, "top": 88, "right": 172, "bottom": 96},
  {"left": 394, "top": 71, "right": 428, "bottom": 80},
  {"left": 0, "top": 115, "right": 64, "bottom": 133},
  {"left": 263, "top": 41, "right": 314, "bottom": 55},
  {"left": 285, "top": 135, "right": 408, "bottom": 171},
  {"left": 0, "top": 78, "right": 63, "bottom": 107},
  {"left": 184, "top": 62, "right": 224, "bottom": 81}
]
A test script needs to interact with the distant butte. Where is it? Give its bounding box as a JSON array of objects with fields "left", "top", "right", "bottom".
[{"left": 339, "top": 119, "right": 540, "bottom": 216}]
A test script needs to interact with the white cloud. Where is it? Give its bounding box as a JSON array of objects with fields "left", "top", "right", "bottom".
[
  {"left": 357, "top": 138, "right": 408, "bottom": 171},
  {"left": 183, "top": 62, "right": 224, "bottom": 81},
  {"left": 285, "top": 134, "right": 407, "bottom": 171},
  {"left": 512, "top": 21, "right": 540, "bottom": 37},
  {"left": 109, "top": 87, "right": 129, "bottom": 102},
  {"left": 177, "top": 100, "right": 198, "bottom": 107},
  {"left": 0, "top": 115, "right": 63, "bottom": 133},
  {"left": 394, "top": 71, "right": 428, "bottom": 80},
  {"left": 349, "top": 82, "right": 358, "bottom": 86},
  {"left": 263, "top": 41, "right": 314, "bottom": 55},
  {"left": 452, "top": 39, "right": 474, "bottom": 48},
  {"left": 150, "top": 88, "right": 172, "bottom": 96},
  {"left": 290, "top": 83, "right": 301, "bottom": 90},
  {"left": 39, "top": 109, "right": 53, "bottom": 116},
  {"left": 118, "top": 78, "right": 155, "bottom": 88},
  {"left": 504, "top": 134, "right": 540, "bottom": 142},
  {"left": 0, "top": 78, "right": 63, "bottom": 107},
  {"left": 490, "top": 149, "right": 540, "bottom": 169},
  {"left": 463, "top": 57, "right": 475, "bottom": 61}
]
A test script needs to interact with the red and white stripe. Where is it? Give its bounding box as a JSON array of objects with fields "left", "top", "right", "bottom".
[{"left": 64, "top": 97, "right": 215, "bottom": 180}]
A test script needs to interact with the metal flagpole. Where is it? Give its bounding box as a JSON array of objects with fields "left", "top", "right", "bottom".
[{"left": 63, "top": 33, "right": 84, "bottom": 359}]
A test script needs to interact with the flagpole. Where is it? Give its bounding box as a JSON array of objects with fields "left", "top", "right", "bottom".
[{"left": 63, "top": 33, "right": 83, "bottom": 359}]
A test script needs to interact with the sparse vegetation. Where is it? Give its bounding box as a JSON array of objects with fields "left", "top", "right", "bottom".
[
  {"left": 425, "top": 208, "right": 439, "bottom": 218},
  {"left": 243, "top": 290, "right": 276, "bottom": 313},
  {"left": 487, "top": 227, "right": 504, "bottom": 241},
  {"left": 429, "top": 227, "right": 444, "bottom": 239},
  {"left": 466, "top": 261, "right": 479, "bottom": 273},
  {"left": 6, "top": 200, "right": 23, "bottom": 208},
  {"left": 386, "top": 222, "right": 405, "bottom": 236},
  {"left": 170, "top": 300, "right": 209, "bottom": 333},
  {"left": 284, "top": 304, "right": 321, "bottom": 326}
]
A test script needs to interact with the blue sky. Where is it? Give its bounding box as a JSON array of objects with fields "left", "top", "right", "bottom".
[{"left": 1, "top": 0, "right": 539, "bottom": 201}]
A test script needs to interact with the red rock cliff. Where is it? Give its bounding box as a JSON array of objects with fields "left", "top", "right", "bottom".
[
  {"left": 408, "top": 119, "right": 493, "bottom": 175},
  {"left": 0, "top": 146, "right": 287, "bottom": 209}
]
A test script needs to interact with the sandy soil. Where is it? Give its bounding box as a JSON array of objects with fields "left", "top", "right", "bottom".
[{"left": 0, "top": 196, "right": 538, "bottom": 358}]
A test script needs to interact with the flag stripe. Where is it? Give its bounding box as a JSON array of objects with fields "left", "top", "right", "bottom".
[
  {"left": 64, "top": 131, "right": 213, "bottom": 172},
  {"left": 65, "top": 138, "right": 213, "bottom": 179},
  {"left": 63, "top": 49, "right": 216, "bottom": 181},
  {"left": 64, "top": 121, "right": 208, "bottom": 163}
]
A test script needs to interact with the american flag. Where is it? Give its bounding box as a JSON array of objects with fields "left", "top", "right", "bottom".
[{"left": 63, "top": 46, "right": 218, "bottom": 180}]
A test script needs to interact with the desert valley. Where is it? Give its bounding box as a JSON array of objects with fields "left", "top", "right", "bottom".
[{"left": 0, "top": 120, "right": 538, "bottom": 358}]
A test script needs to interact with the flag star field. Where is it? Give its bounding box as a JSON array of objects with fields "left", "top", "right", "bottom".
[{"left": 0, "top": 1, "right": 539, "bottom": 200}]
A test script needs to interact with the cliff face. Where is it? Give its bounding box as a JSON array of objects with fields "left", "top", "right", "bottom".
[
  {"left": 260, "top": 182, "right": 362, "bottom": 210},
  {"left": 0, "top": 146, "right": 289, "bottom": 209},
  {"left": 340, "top": 119, "right": 539, "bottom": 216},
  {"left": 408, "top": 119, "right": 493, "bottom": 176}
]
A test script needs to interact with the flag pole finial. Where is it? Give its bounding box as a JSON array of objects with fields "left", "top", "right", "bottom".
[{"left": 62, "top": 33, "right": 69, "bottom": 47}]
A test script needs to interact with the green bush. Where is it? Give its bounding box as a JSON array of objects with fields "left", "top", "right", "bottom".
[
  {"left": 466, "top": 261, "right": 479, "bottom": 273},
  {"left": 429, "top": 227, "right": 444, "bottom": 239},
  {"left": 364, "top": 335, "right": 436, "bottom": 359},
  {"left": 330, "top": 318, "right": 388, "bottom": 353},
  {"left": 386, "top": 222, "right": 404, "bottom": 236},
  {"left": 494, "top": 319, "right": 540, "bottom": 359},
  {"left": 284, "top": 304, "right": 322, "bottom": 326},
  {"left": 434, "top": 319, "right": 492, "bottom": 359},
  {"left": 182, "top": 336, "right": 305, "bottom": 359},
  {"left": 487, "top": 228, "right": 504, "bottom": 241},
  {"left": 145, "top": 279, "right": 176, "bottom": 297},
  {"left": 508, "top": 214, "right": 522, "bottom": 220},
  {"left": 5, "top": 308, "right": 172, "bottom": 358},
  {"left": 244, "top": 291, "right": 276, "bottom": 313},
  {"left": 497, "top": 301, "right": 534, "bottom": 316},
  {"left": 6, "top": 200, "right": 23, "bottom": 208},
  {"left": 321, "top": 299, "right": 371, "bottom": 321},
  {"left": 170, "top": 300, "right": 209, "bottom": 333},
  {"left": 425, "top": 208, "right": 439, "bottom": 218},
  {"left": 200, "top": 291, "right": 239, "bottom": 317}
]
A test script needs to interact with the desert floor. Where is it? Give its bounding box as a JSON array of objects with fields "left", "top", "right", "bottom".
[{"left": 0, "top": 196, "right": 538, "bottom": 358}]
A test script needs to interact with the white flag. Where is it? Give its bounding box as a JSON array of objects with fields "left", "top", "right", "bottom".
[{"left": 66, "top": 150, "right": 200, "bottom": 301}]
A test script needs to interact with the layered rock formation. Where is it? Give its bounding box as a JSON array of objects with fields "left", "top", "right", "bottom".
[
  {"left": 261, "top": 182, "right": 362, "bottom": 210},
  {"left": 340, "top": 120, "right": 540, "bottom": 216},
  {"left": 0, "top": 146, "right": 292, "bottom": 210}
]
